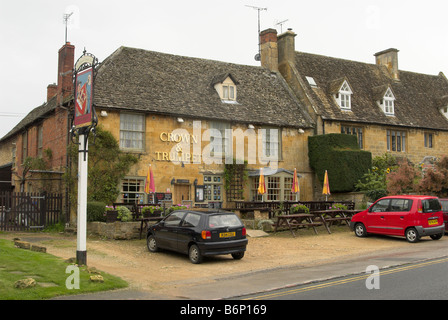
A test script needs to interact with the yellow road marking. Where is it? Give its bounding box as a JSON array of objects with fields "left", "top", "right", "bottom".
[{"left": 244, "top": 257, "right": 448, "bottom": 300}]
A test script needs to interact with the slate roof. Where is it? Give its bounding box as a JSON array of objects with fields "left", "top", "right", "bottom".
[
  {"left": 94, "top": 47, "right": 314, "bottom": 128},
  {"left": 0, "top": 96, "right": 58, "bottom": 142},
  {"left": 294, "top": 51, "right": 448, "bottom": 130}
]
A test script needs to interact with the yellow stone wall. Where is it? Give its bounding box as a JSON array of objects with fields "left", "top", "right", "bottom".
[
  {"left": 324, "top": 121, "right": 448, "bottom": 165},
  {"left": 97, "top": 109, "right": 315, "bottom": 206}
]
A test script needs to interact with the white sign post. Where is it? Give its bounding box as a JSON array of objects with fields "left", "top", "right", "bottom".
[
  {"left": 72, "top": 50, "right": 98, "bottom": 266},
  {"left": 76, "top": 134, "right": 88, "bottom": 265}
]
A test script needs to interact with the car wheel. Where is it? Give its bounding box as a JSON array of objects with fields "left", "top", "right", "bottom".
[
  {"left": 231, "top": 252, "right": 244, "bottom": 260},
  {"left": 430, "top": 233, "right": 443, "bottom": 240},
  {"left": 189, "top": 244, "right": 203, "bottom": 264},
  {"left": 354, "top": 223, "right": 367, "bottom": 237},
  {"left": 405, "top": 227, "right": 420, "bottom": 243},
  {"left": 147, "top": 235, "right": 159, "bottom": 252}
]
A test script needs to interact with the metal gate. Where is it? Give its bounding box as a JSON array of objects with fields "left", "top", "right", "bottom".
[{"left": 0, "top": 192, "right": 62, "bottom": 231}]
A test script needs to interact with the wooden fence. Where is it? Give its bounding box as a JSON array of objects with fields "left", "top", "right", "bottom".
[{"left": 0, "top": 191, "right": 62, "bottom": 231}]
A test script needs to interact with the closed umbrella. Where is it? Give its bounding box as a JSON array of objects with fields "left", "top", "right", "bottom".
[
  {"left": 322, "top": 170, "right": 330, "bottom": 201},
  {"left": 258, "top": 168, "right": 266, "bottom": 201},
  {"left": 291, "top": 168, "right": 300, "bottom": 201},
  {"left": 145, "top": 165, "right": 155, "bottom": 195}
]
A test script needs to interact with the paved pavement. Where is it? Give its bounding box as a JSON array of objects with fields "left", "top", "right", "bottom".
[{"left": 53, "top": 237, "right": 448, "bottom": 300}]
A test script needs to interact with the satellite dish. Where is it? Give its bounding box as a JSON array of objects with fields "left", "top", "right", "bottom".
[{"left": 254, "top": 53, "right": 261, "bottom": 61}]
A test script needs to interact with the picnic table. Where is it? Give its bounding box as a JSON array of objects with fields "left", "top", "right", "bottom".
[
  {"left": 274, "top": 213, "right": 324, "bottom": 237},
  {"left": 275, "top": 209, "right": 362, "bottom": 237},
  {"left": 311, "top": 210, "right": 354, "bottom": 234},
  {"left": 138, "top": 216, "right": 164, "bottom": 239}
]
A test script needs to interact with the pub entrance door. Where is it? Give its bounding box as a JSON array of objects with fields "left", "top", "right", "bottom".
[{"left": 173, "top": 184, "right": 190, "bottom": 205}]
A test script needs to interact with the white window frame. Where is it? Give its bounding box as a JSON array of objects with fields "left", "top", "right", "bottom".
[
  {"left": 335, "top": 81, "right": 352, "bottom": 110},
  {"left": 380, "top": 88, "right": 395, "bottom": 115},
  {"left": 120, "top": 113, "right": 145, "bottom": 151}
]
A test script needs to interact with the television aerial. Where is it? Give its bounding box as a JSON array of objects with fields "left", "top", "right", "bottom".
[{"left": 245, "top": 5, "right": 267, "bottom": 62}]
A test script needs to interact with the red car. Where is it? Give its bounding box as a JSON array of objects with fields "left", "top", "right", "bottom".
[
  {"left": 350, "top": 195, "right": 445, "bottom": 243},
  {"left": 439, "top": 198, "right": 448, "bottom": 233}
]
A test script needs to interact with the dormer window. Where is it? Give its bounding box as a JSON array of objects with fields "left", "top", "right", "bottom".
[
  {"left": 380, "top": 87, "right": 395, "bottom": 115},
  {"left": 212, "top": 73, "right": 239, "bottom": 104},
  {"left": 335, "top": 80, "right": 353, "bottom": 110},
  {"left": 222, "top": 84, "right": 236, "bottom": 101}
]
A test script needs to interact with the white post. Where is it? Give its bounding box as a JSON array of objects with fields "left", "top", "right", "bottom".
[{"left": 76, "top": 134, "right": 88, "bottom": 265}]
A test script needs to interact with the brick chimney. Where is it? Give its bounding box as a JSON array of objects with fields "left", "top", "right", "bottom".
[
  {"left": 57, "top": 42, "right": 75, "bottom": 104},
  {"left": 260, "top": 28, "right": 278, "bottom": 72},
  {"left": 47, "top": 83, "right": 58, "bottom": 102},
  {"left": 374, "top": 48, "right": 399, "bottom": 81}
]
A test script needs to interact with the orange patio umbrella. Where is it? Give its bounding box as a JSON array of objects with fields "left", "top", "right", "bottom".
[
  {"left": 258, "top": 168, "right": 266, "bottom": 201},
  {"left": 291, "top": 168, "right": 300, "bottom": 201},
  {"left": 322, "top": 170, "right": 330, "bottom": 201}
]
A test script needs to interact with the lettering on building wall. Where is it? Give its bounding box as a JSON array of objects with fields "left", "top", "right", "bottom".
[{"left": 154, "top": 121, "right": 279, "bottom": 167}]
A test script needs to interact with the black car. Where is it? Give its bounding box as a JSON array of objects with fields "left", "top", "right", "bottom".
[{"left": 146, "top": 210, "right": 248, "bottom": 264}]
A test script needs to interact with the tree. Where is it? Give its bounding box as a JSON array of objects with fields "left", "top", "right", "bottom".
[
  {"left": 386, "top": 159, "right": 419, "bottom": 195},
  {"left": 355, "top": 153, "right": 397, "bottom": 202},
  {"left": 66, "top": 126, "right": 138, "bottom": 205},
  {"left": 418, "top": 156, "right": 448, "bottom": 197}
]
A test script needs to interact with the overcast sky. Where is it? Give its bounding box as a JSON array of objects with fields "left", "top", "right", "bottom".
[{"left": 1, "top": 0, "right": 447, "bottom": 139}]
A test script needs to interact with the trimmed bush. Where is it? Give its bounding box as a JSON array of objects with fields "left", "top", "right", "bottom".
[{"left": 308, "top": 134, "right": 372, "bottom": 193}]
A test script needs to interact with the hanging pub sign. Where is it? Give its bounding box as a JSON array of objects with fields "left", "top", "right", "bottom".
[
  {"left": 74, "top": 67, "right": 93, "bottom": 128},
  {"left": 73, "top": 51, "right": 98, "bottom": 130}
]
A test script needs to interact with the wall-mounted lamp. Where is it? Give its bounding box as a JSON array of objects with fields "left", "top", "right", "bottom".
[
  {"left": 177, "top": 117, "right": 184, "bottom": 123},
  {"left": 298, "top": 129, "right": 305, "bottom": 134},
  {"left": 248, "top": 124, "right": 255, "bottom": 129},
  {"left": 171, "top": 178, "right": 175, "bottom": 185},
  {"left": 100, "top": 110, "right": 108, "bottom": 117}
]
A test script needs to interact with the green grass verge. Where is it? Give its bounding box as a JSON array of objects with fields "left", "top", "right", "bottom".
[{"left": 0, "top": 239, "right": 128, "bottom": 300}]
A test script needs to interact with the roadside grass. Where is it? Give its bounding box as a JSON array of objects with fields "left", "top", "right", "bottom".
[{"left": 0, "top": 239, "right": 128, "bottom": 300}]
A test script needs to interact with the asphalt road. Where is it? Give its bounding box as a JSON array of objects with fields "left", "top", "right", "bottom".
[
  {"left": 52, "top": 236, "right": 448, "bottom": 300},
  {"left": 240, "top": 257, "right": 448, "bottom": 300}
]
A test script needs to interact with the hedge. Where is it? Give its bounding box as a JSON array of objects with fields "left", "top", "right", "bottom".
[{"left": 308, "top": 134, "right": 372, "bottom": 192}]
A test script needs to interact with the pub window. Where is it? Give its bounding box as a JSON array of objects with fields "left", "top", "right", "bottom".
[
  {"left": 251, "top": 174, "right": 298, "bottom": 202},
  {"left": 203, "top": 175, "right": 223, "bottom": 202},
  {"left": 424, "top": 133, "right": 434, "bottom": 148},
  {"left": 120, "top": 113, "right": 145, "bottom": 151},
  {"left": 387, "top": 130, "right": 406, "bottom": 152},
  {"left": 261, "top": 127, "right": 282, "bottom": 160},
  {"left": 120, "top": 177, "right": 145, "bottom": 203},
  {"left": 341, "top": 125, "right": 364, "bottom": 149},
  {"left": 210, "top": 121, "right": 231, "bottom": 156}
]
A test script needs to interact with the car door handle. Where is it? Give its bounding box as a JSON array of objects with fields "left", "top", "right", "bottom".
[
  {"left": 380, "top": 216, "right": 384, "bottom": 219},
  {"left": 400, "top": 216, "right": 404, "bottom": 220}
]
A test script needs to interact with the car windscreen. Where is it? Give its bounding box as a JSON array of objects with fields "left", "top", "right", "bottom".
[
  {"left": 421, "top": 199, "right": 441, "bottom": 213},
  {"left": 208, "top": 214, "right": 242, "bottom": 228}
]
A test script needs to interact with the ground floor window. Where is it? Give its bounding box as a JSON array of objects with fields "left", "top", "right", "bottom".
[
  {"left": 203, "top": 175, "right": 223, "bottom": 202},
  {"left": 120, "top": 177, "right": 145, "bottom": 203},
  {"left": 250, "top": 172, "right": 298, "bottom": 202}
]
